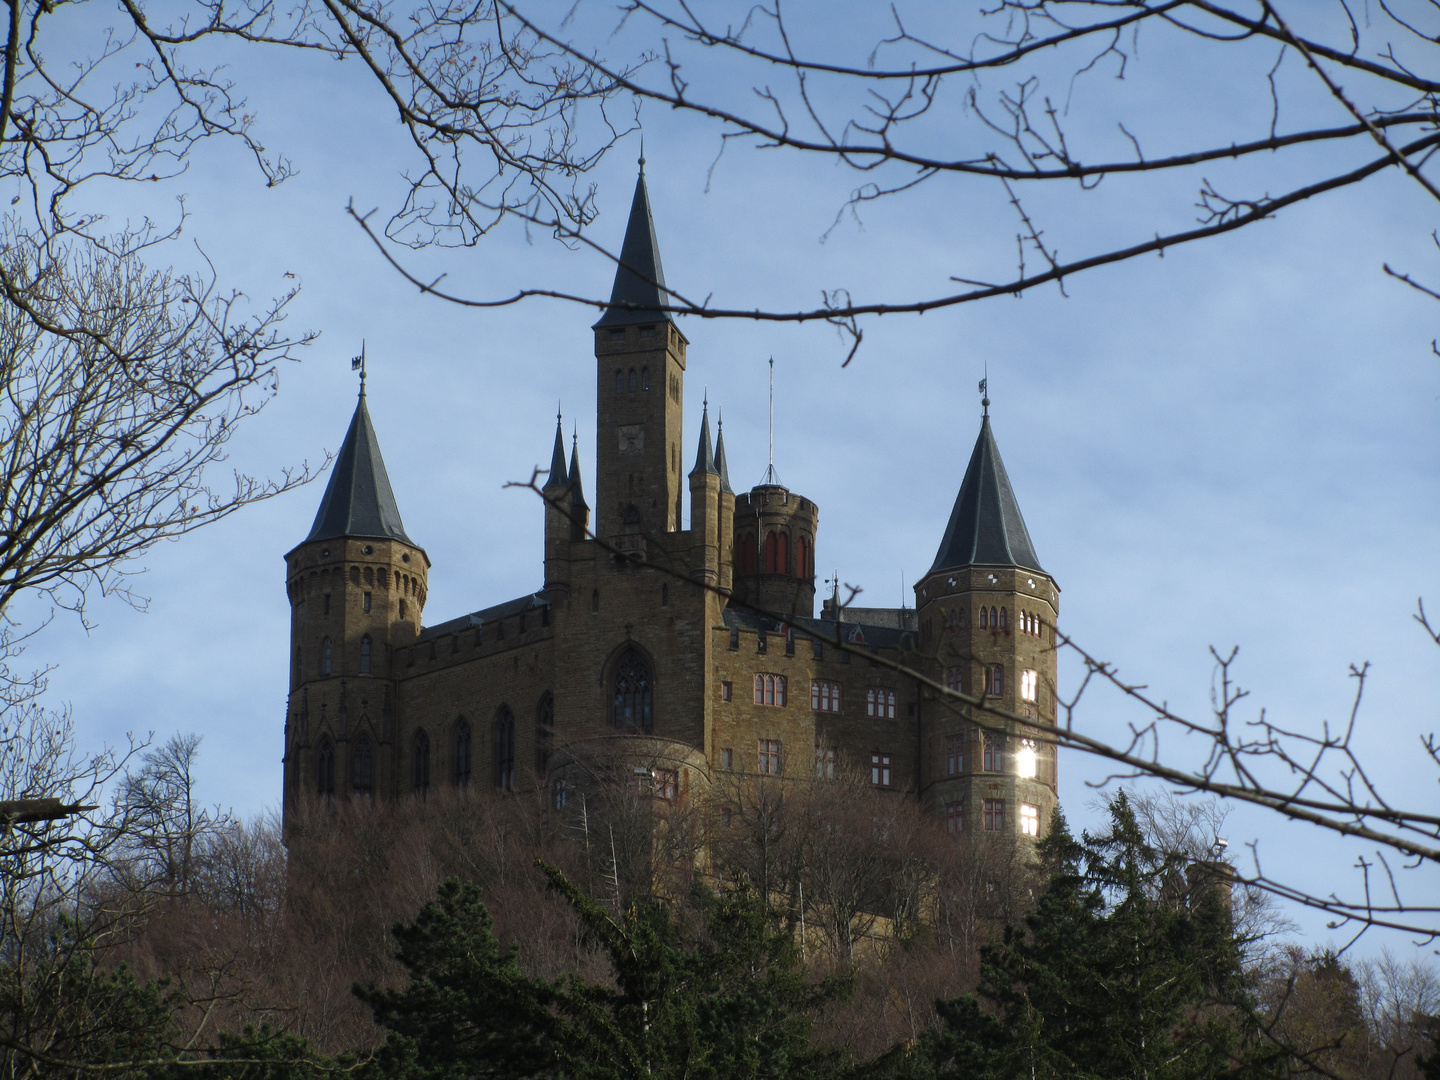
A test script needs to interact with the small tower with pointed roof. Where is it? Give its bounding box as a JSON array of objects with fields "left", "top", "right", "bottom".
[
  {"left": 915, "top": 399, "right": 1059, "bottom": 840},
  {"left": 688, "top": 399, "right": 722, "bottom": 585},
  {"left": 283, "top": 379, "right": 428, "bottom": 815},
  {"left": 714, "top": 415, "right": 737, "bottom": 595},
  {"left": 593, "top": 159, "right": 689, "bottom": 539},
  {"left": 542, "top": 413, "right": 572, "bottom": 598}
]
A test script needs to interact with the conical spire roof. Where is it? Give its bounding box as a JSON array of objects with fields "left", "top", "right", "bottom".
[
  {"left": 593, "top": 162, "right": 673, "bottom": 328},
  {"left": 929, "top": 414, "right": 1042, "bottom": 574},
  {"left": 544, "top": 414, "right": 569, "bottom": 491},
  {"left": 690, "top": 400, "right": 718, "bottom": 478},
  {"left": 305, "top": 391, "right": 415, "bottom": 546},
  {"left": 715, "top": 414, "right": 734, "bottom": 495},
  {"left": 569, "top": 432, "right": 588, "bottom": 513}
]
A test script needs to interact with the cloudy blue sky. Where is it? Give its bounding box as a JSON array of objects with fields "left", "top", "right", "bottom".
[{"left": 13, "top": 2, "right": 1438, "bottom": 953}]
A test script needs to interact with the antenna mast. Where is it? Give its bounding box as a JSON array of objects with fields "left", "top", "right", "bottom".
[{"left": 761, "top": 356, "right": 783, "bottom": 486}]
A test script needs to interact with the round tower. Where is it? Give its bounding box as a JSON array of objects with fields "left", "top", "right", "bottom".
[
  {"left": 915, "top": 404, "right": 1058, "bottom": 843},
  {"left": 731, "top": 482, "right": 818, "bottom": 619},
  {"left": 283, "top": 382, "right": 427, "bottom": 817}
]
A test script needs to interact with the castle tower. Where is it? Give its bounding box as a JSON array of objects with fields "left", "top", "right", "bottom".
[
  {"left": 731, "top": 478, "right": 819, "bottom": 618},
  {"left": 593, "top": 161, "right": 690, "bottom": 542},
  {"left": 688, "top": 400, "right": 722, "bottom": 585},
  {"left": 283, "top": 382, "right": 428, "bottom": 816},
  {"left": 542, "top": 414, "right": 571, "bottom": 598},
  {"left": 915, "top": 402, "right": 1059, "bottom": 841},
  {"left": 714, "top": 416, "right": 736, "bottom": 595}
]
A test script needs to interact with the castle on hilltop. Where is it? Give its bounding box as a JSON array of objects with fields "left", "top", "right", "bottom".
[{"left": 281, "top": 166, "right": 1060, "bottom": 840}]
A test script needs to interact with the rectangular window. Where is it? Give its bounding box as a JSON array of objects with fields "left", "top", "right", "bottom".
[
  {"left": 323, "top": 594, "right": 331, "bottom": 615},
  {"left": 1020, "top": 803, "right": 1039, "bottom": 836},
  {"left": 1016, "top": 739, "right": 1038, "bottom": 779},
  {"left": 945, "top": 802, "right": 963, "bottom": 834},
  {"left": 945, "top": 666, "right": 963, "bottom": 692},
  {"left": 983, "top": 734, "right": 1003, "bottom": 773},
  {"left": 866, "top": 687, "right": 897, "bottom": 719},
  {"left": 654, "top": 769, "right": 678, "bottom": 801},
  {"left": 754, "top": 674, "right": 787, "bottom": 707},
  {"left": 399, "top": 599, "right": 407, "bottom": 619},
  {"left": 363, "top": 592, "right": 372, "bottom": 613},
  {"left": 552, "top": 778, "right": 568, "bottom": 809},
  {"left": 984, "top": 798, "right": 1006, "bottom": 831},
  {"left": 870, "top": 752, "right": 892, "bottom": 787},
  {"left": 721, "top": 747, "right": 733, "bottom": 770},
  {"left": 759, "top": 739, "right": 782, "bottom": 775},
  {"left": 815, "top": 745, "right": 837, "bottom": 780},
  {"left": 945, "top": 735, "right": 964, "bottom": 776},
  {"left": 987, "top": 663, "right": 1004, "bottom": 696},
  {"left": 721, "top": 680, "right": 733, "bottom": 702},
  {"left": 811, "top": 679, "right": 842, "bottom": 713},
  {"left": 1020, "top": 669, "right": 1038, "bottom": 702}
]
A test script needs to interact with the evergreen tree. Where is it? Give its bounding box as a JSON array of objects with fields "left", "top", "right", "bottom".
[
  {"left": 360, "top": 867, "right": 849, "bottom": 1080},
  {"left": 893, "top": 794, "right": 1283, "bottom": 1080}
]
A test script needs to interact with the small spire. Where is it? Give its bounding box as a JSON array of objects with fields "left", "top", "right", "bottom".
[
  {"left": 715, "top": 408, "right": 734, "bottom": 496},
  {"left": 594, "top": 159, "right": 673, "bottom": 329},
  {"left": 690, "top": 397, "right": 719, "bottom": 478},
  {"left": 569, "top": 426, "right": 588, "bottom": 513},
  {"left": 544, "top": 410, "right": 569, "bottom": 491}
]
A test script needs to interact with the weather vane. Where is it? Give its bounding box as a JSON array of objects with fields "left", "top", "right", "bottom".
[
  {"left": 978, "top": 361, "right": 989, "bottom": 417},
  {"left": 351, "top": 341, "right": 368, "bottom": 395}
]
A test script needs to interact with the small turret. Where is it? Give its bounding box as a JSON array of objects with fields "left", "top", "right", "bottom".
[
  {"left": 715, "top": 414, "right": 736, "bottom": 595},
  {"left": 688, "top": 400, "right": 721, "bottom": 585},
  {"left": 568, "top": 431, "right": 589, "bottom": 542},
  {"left": 543, "top": 413, "right": 572, "bottom": 595},
  {"left": 731, "top": 481, "right": 818, "bottom": 618}
]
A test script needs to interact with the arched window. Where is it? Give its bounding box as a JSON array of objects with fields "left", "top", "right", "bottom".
[
  {"left": 978, "top": 607, "right": 988, "bottom": 629},
  {"left": 737, "top": 534, "right": 755, "bottom": 575},
  {"left": 641, "top": 366, "right": 650, "bottom": 391},
  {"left": 797, "top": 537, "right": 811, "bottom": 580},
  {"left": 999, "top": 607, "right": 1008, "bottom": 630},
  {"left": 413, "top": 729, "right": 431, "bottom": 794},
  {"left": 616, "top": 369, "right": 625, "bottom": 393},
  {"left": 321, "top": 636, "right": 333, "bottom": 677},
  {"left": 352, "top": 736, "right": 374, "bottom": 797},
  {"left": 535, "top": 693, "right": 554, "bottom": 773},
  {"left": 959, "top": 608, "right": 967, "bottom": 629},
  {"left": 613, "top": 649, "right": 653, "bottom": 730},
  {"left": 775, "top": 532, "right": 788, "bottom": 575},
  {"left": 360, "top": 635, "right": 372, "bottom": 674},
  {"left": 454, "top": 719, "right": 472, "bottom": 786},
  {"left": 628, "top": 367, "right": 637, "bottom": 391},
  {"left": 316, "top": 738, "right": 335, "bottom": 797},
  {"left": 493, "top": 707, "right": 515, "bottom": 791},
  {"left": 765, "top": 532, "right": 777, "bottom": 573}
]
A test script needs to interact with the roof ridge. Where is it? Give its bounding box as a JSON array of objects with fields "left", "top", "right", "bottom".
[{"left": 928, "top": 414, "right": 1043, "bottom": 575}]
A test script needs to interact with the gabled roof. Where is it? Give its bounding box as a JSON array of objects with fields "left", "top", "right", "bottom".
[
  {"left": 929, "top": 415, "right": 1043, "bottom": 574},
  {"left": 593, "top": 164, "right": 674, "bottom": 329},
  {"left": 304, "top": 391, "right": 416, "bottom": 547}
]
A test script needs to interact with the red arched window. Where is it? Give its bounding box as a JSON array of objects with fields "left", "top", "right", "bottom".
[
  {"left": 796, "top": 537, "right": 810, "bottom": 580},
  {"left": 775, "top": 532, "right": 788, "bottom": 575},
  {"left": 765, "top": 532, "right": 778, "bottom": 574}
]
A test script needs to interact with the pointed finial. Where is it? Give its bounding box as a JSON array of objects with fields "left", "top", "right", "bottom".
[
  {"left": 572, "top": 421, "right": 578, "bottom": 449},
  {"left": 638, "top": 134, "right": 645, "bottom": 176},
  {"left": 351, "top": 341, "right": 367, "bottom": 397},
  {"left": 978, "top": 362, "right": 989, "bottom": 418}
]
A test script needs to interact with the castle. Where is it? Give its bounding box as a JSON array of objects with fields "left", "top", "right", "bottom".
[{"left": 281, "top": 166, "right": 1060, "bottom": 840}]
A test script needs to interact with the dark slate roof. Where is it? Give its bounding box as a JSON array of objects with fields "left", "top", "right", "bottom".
[
  {"left": 544, "top": 416, "right": 569, "bottom": 491},
  {"left": 690, "top": 403, "right": 718, "bottom": 477},
  {"left": 593, "top": 166, "right": 674, "bottom": 328},
  {"left": 569, "top": 437, "right": 588, "bottom": 512},
  {"left": 416, "top": 592, "right": 549, "bottom": 644},
  {"left": 305, "top": 392, "right": 416, "bottom": 546},
  {"left": 720, "top": 607, "right": 916, "bottom": 650},
  {"left": 715, "top": 419, "right": 734, "bottom": 495},
  {"left": 929, "top": 415, "right": 1043, "bottom": 574}
]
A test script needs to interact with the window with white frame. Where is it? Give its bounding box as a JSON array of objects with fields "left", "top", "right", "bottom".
[
  {"left": 986, "top": 663, "right": 1004, "bottom": 696},
  {"left": 1020, "top": 803, "right": 1039, "bottom": 836},
  {"left": 866, "top": 687, "right": 897, "bottom": 719},
  {"left": 984, "top": 798, "right": 1006, "bottom": 831},
  {"left": 945, "top": 735, "right": 964, "bottom": 776},
  {"left": 758, "top": 739, "right": 782, "bottom": 775},
  {"left": 870, "top": 752, "right": 892, "bottom": 786},
  {"left": 983, "top": 734, "right": 1003, "bottom": 772},
  {"left": 721, "top": 747, "right": 733, "bottom": 770},
  {"left": 754, "top": 673, "right": 788, "bottom": 707},
  {"left": 815, "top": 745, "right": 837, "bottom": 780},
  {"left": 1020, "top": 668, "right": 1038, "bottom": 702},
  {"left": 1016, "top": 739, "right": 1038, "bottom": 779},
  {"left": 811, "top": 679, "right": 842, "bottom": 713}
]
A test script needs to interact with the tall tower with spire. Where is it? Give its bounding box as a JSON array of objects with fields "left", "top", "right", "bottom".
[
  {"left": 283, "top": 378, "right": 429, "bottom": 814},
  {"left": 593, "top": 158, "right": 690, "bottom": 538},
  {"left": 915, "top": 401, "right": 1059, "bottom": 840}
]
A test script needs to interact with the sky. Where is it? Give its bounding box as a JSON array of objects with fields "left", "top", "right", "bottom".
[{"left": 11, "top": 1, "right": 1438, "bottom": 956}]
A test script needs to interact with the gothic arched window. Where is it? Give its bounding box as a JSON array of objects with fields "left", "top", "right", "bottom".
[
  {"left": 535, "top": 693, "right": 554, "bottom": 773},
  {"left": 775, "top": 532, "right": 788, "bottom": 575},
  {"left": 353, "top": 736, "right": 374, "bottom": 797},
  {"left": 493, "top": 706, "right": 515, "bottom": 791},
  {"left": 628, "top": 367, "right": 637, "bottom": 391},
  {"left": 454, "top": 718, "right": 472, "bottom": 786},
  {"left": 978, "top": 607, "right": 988, "bottom": 629},
  {"left": 999, "top": 607, "right": 1008, "bottom": 630},
  {"left": 360, "top": 634, "right": 372, "bottom": 674},
  {"left": 764, "top": 532, "right": 777, "bottom": 574},
  {"left": 612, "top": 649, "right": 653, "bottom": 730},
  {"left": 616, "top": 369, "right": 625, "bottom": 393},
  {"left": 316, "top": 739, "right": 335, "bottom": 797},
  {"left": 641, "top": 366, "right": 650, "bottom": 391},
  {"left": 413, "top": 729, "right": 431, "bottom": 794},
  {"left": 321, "top": 636, "right": 333, "bottom": 677}
]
